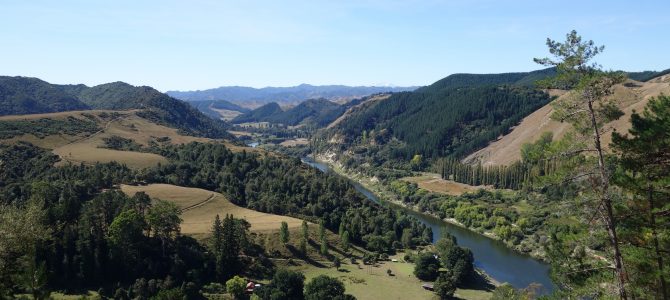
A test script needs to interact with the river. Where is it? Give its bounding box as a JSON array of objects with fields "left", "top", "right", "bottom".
[{"left": 302, "top": 157, "right": 556, "bottom": 293}]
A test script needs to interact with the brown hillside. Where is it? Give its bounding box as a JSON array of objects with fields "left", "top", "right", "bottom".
[
  {"left": 464, "top": 75, "right": 670, "bottom": 166},
  {"left": 1, "top": 110, "right": 222, "bottom": 168}
]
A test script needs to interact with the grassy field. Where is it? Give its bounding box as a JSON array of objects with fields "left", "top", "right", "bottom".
[
  {"left": 281, "top": 252, "right": 493, "bottom": 300},
  {"left": 401, "top": 173, "right": 483, "bottom": 196},
  {"left": 120, "top": 184, "right": 304, "bottom": 237},
  {"left": 279, "top": 138, "right": 309, "bottom": 147}
]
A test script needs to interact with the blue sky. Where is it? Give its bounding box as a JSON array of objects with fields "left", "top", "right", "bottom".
[{"left": 1, "top": 0, "right": 668, "bottom": 91}]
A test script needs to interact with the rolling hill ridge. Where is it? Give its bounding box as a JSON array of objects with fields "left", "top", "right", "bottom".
[
  {"left": 0, "top": 76, "right": 232, "bottom": 139},
  {"left": 167, "top": 83, "right": 418, "bottom": 108}
]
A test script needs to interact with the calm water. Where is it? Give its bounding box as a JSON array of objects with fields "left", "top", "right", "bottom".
[{"left": 302, "top": 157, "right": 556, "bottom": 293}]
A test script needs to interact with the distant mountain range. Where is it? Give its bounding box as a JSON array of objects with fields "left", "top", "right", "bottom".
[
  {"left": 166, "top": 84, "right": 418, "bottom": 108},
  {"left": 0, "top": 76, "right": 231, "bottom": 139}
]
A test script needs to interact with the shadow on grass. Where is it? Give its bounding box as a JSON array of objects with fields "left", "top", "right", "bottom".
[
  {"left": 452, "top": 269, "right": 496, "bottom": 299},
  {"left": 285, "top": 243, "right": 328, "bottom": 268}
]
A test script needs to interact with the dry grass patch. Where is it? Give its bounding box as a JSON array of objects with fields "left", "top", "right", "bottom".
[
  {"left": 0, "top": 133, "right": 81, "bottom": 149},
  {"left": 120, "top": 184, "right": 303, "bottom": 237},
  {"left": 279, "top": 138, "right": 309, "bottom": 147},
  {"left": 209, "top": 107, "right": 243, "bottom": 121},
  {"left": 1, "top": 109, "right": 263, "bottom": 168},
  {"left": 465, "top": 78, "right": 670, "bottom": 166},
  {"left": 54, "top": 144, "right": 167, "bottom": 169},
  {"left": 402, "top": 173, "right": 482, "bottom": 196}
]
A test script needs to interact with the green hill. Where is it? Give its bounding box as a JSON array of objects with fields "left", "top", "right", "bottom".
[
  {"left": 232, "top": 102, "right": 284, "bottom": 123},
  {"left": 0, "top": 76, "right": 90, "bottom": 116},
  {"left": 269, "top": 98, "right": 344, "bottom": 126},
  {"left": 0, "top": 77, "right": 232, "bottom": 139},
  {"left": 75, "top": 82, "right": 232, "bottom": 138},
  {"left": 232, "top": 98, "right": 350, "bottom": 127},
  {"left": 417, "top": 68, "right": 556, "bottom": 93},
  {"left": 317, "top": 71, "right": 554, "bottom": 164}
]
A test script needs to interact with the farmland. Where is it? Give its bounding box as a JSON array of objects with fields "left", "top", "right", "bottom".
[{"left": 120, "top": 184, "right": 304, "bottom": 237}]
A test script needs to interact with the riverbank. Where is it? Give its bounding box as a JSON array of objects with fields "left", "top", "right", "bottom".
[
  {"left": 307, "top": 154, "right": 556, "bottom": 292},
  {"left": 312, "top": 153, "right": 548, "bottom": 260}
]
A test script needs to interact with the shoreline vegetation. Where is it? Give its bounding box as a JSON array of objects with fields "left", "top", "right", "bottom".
[{"left": 311, "top": 153, "right": 548, "bottom": 262}]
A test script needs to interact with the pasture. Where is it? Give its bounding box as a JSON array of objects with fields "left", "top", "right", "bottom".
[
  {"left": 120, "top": 184, "right": 303, "bottom": 237},
  {"left": 402, "top": 173, "right": 482, "bottom": 196}
]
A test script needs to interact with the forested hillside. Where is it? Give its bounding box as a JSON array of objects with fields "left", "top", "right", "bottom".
[
  {"left": 417, "top": 68, "right": 556, "bottom": 92},
  {"left": 626, "top": 68, "right": 670, "bottom": 82},
  {"left": 317, "top": 83, "right": 552, "bottom": 165},
  {"left": 231, "top": 102, "right": 284, "bottom": 123},
  {"left": 75, "top": 82, "right": 232, "bottom": 138},
  {"left": 233, "top": 98, "right": 350, "bottom": 127},
  {"left": 0, "top": 76, "right": 90, "bottom": 116}
]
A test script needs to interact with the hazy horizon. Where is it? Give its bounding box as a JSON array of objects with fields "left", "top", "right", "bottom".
[{"left": 2, "top": 0, "right": 669, "bottom": 91}]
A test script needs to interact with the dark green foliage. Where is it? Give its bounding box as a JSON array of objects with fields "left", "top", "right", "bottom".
[
  {"left": 301, "top": 220, "right": 309, "bottom": 255},
  {"left": 434, "top": 271, "right": 457, "bottom": 299},
  {"left": 435, "top": 236, "right": 474, "bottom": 285},
  {"left": 611, "top": 95, "right": 670, "bottom": 299},
  {"left": 102, "top": 135, "right": 144, "bottom": 151},
  {"left": 210, "top": 214, "right": 249, "bottom": 281},
  {"left": 439, "top": 157, "right": 530, "bottom": 190},
  {"left": 0, "top": 117, "right": 99, "bottom": 139},
  {"left": 256, "top": 269, "right": 305, "bottom": 300},
  {"left": 417, "top": 68, "right": 556, "bottom": 92},
  {"left": 280, "top": 221, "right": 290, "bottom": 245},
  {"left": 320, "top": 84, "right": 551, "bottom": 161},
  {"left": 625, "top": 68, "right": 670, "bottom": 82},
  {"left": 304, "top": 275, "right": 347, "bottom": 300},
  {"left": 0, "top": 145, "right": 204, "bottom": 295},
  {"left": 413, "top": 252, "right": 440, "bottom": 281},
  {"left": 267, "top": 99, "right": 344, "bottom": 127},
  {"left": 147, "top": 142, "right": 430, "bottom": 250},
  {"left": 0, "top": 76, "right": 89, "bottom": 116},
  {"left": 0, "top": 143, "right": 60, "bottom": 191},
  {"left": 233, "top": 97, "right": 376, "bottom": 127}
]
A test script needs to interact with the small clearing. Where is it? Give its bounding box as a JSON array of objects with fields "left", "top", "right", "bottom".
[
  {"left": 402, "top": 173, "right": 483, "bottom": 196},
  {"left": 279, "top": 138, "right": 309, "bottom": 147}
]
